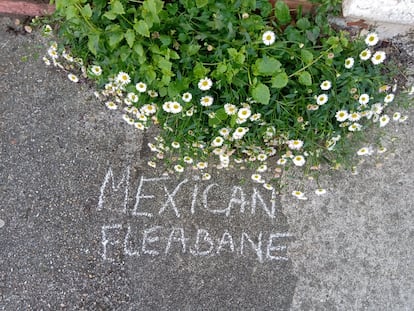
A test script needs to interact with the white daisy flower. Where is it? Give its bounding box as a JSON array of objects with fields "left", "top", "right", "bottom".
[
  {"left": 182, "top": 92, "right": 192, "bottom": 102},
  {"left": 232, "top": 127, "right": 248, "bottom": 140},
  {"left": 135, "top": 82, "right": 147, "bottom": 93},
  {"left": 365, "top": 32, "right": 379, "bottom": 46},
  {"left": 170, "top": 101, "right": 183, "bottom": 114},
  {"left": 67, "top": 73, "right": 79, "bottom": 83},
  {"left": 359, "top": 49, "right": 372, "bottom": 61},
  {"left": 183, "top": 156, "right": 193, "bottom": 164},
  {"left": 393, "top": 112, "right": 401, "bottom": 121},
  {"left": 198, "top": 77, "right": 213, "bottom": 91},
  {"left": 377, "top": 146, "right": 387, "bottom": 154},
  {"left": 200, "top": 95, "right": 214, "bottom": 107},
  {"left": 379, "top": 114, "right": 390, "bottom": 127},
  {"left": 384, "top": 93, "right": 395, "bottom": 103},
  {"left": 42, "top": 56, "right": 51, "bottom": 66},
  {"left": 219, "top": 128, "right": 230, "bottom": 137},
  {"left": 292, "top": 155, "right": 306, "bottom": 166},
  {"left": 174, "top": 164, "right": 184, "bottom": 173},
  {"left": 148, "top": 90, "right": 158, "bottom": 98},
  {"left": 237, "top": 107, "right": 252, "bottom": 119},
  {"left": 371, "top": 103, "right": 383, "bottom": 115},
  {"left": 122, "top": 114, "right": 134, "bottom": 125},
  {"left": 348, "top": 112, "right": 361, "bottom": 122},
  {"left": 263, "top": 183, "right": 274, "bottom": 190},
  {"left": 320, "top": 80, "right": 332, "bottom": 91},
  {"left": 348, "top": 123, "right": 362, "bottom": 131},
  {"left": 257, "top": 164, "right": 268, "bottom": 173},
  {"left": 142, "top": 104, "right": 157, "bottom": 115},
  {"left": 357, "top": 146, "right": 373, "bottom": 156},
  {"left": 224, "top": 103, "right": 237, "bottom": 115},
  {"left": 171, "top": 141, "right": 180, "bottom": 149},
  {"left": 47, "top": 47, "right": 58, "bottom": 59},
  {"left": 196, "top": 162, "right": 208, "bottom": 170},
  {"left": 185, "top": 107, "right": 194, "bottom": 117},
  {"left": 250, "top": 113, "right": 261, "bottom": 121},
  {"left": 315, "top": 188, "right": 327, "bottom": 196},
  {"left": 399, "top": 115, "right": 408, "bottom": 123},
  {"left": 90, "top": 65, "right": 102, "bottom": 76},
  {"left": 105, "top": 101, "right": 117, "bottom": 110},
  {"left": 43, "top": 24, "right": 53, "bottom": 35},
  {"left": 116, "top": 72, "right": 131, "bottom": 85},
  {"left": 371, "top": 51, "right": 386, "bottom": 65},
  {"left": 361, "top": 110, "right": 373, "bottom": 119},
  {"left": 358, "top": 93, "right": 370, "bottom": 105},
  {"left": 251, "top": 174, "right": 265, "bottom": 183},
  {"left": 147, "top": 161, "right": 156, "bottom": 168},
  {"left": 292, "top": 190, "right": 307, "bottom": 200},
  {"left": 127, "top": 92, "right": 139, "bottom": 103},
  {"left": 344, "top": 57, "right": 354, "bottom": 69},
  {"left": 277, "top": 158, "right": 287, "bottom": 165},
  {"left": 288, "top": 139, "right": 304, "bottom": 150},
  {"left": 257, "top": 154, "right": 267, "bottom": 162},
  {"left": 262, "top": 30, "right": 276, "bottom": 46},
  {"left": 62, "top": 50, "right": 73, "bottom": 62},
  {"left": 316, "top": 94, "right": 328, "bottom": 105},
  {"left": 335, "top": 110, "right": 349, "bottom": 122},
  {"left": 202, "top": 173, "right": 212, "bottom": 181},
  {"left": 211, "top": 136, "right": 224, "bottom": 147},
  {"left": 134, "top": 122, "right": 145, "bottom": 130}
]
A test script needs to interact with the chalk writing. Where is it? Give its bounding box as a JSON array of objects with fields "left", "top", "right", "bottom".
[
  {"left": 101, "top": 224, "right": 293, "bottom": 263},
  {"left": 98, "top": 167, "right": 278, "bottom": 219},
  {"left": 97, "top": 166, "right": 293, "bottom": 264}
]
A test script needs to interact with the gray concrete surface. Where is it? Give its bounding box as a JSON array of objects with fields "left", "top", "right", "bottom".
[{"left": 0, "top": 16, "right": 413, "bottom": 310}]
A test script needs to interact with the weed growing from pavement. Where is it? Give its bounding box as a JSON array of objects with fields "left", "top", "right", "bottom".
[{"left": 40, "top": 0, "right": 412, "bottom": 199}]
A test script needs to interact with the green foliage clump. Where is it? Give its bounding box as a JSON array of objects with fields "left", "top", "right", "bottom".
[{"left": 44, "top": 0, "right": 408, "bottom": 187}]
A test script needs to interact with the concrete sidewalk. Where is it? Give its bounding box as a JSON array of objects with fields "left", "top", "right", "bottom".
[{"left": 0, "top": 15, "right": 413, "bottom": 310}]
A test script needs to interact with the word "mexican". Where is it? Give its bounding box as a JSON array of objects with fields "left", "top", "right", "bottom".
[{"left": 97, "top": 166, "right": 279, "bottom": 219}]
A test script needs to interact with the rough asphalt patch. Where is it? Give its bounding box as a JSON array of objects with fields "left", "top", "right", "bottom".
[{"left": 0, "top": 18, "right": 296, "bottom": 309}]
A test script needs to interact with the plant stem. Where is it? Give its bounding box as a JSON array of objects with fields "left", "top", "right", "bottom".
[{"left": 288, "top": 46, "right": 334, "bottom": 78}]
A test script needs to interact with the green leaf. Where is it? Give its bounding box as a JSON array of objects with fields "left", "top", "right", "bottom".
[
  {"left": 271, "top": 72, "right": 288, "bottom": 88},
  {"left": 183, "top": 44, "right": 201, "bottom": 56},
  {"left": 125, "top": 29, "right": 135, "bottom": 48},
  {"left": 296, "top": 17, "right": 310, "bottom": 30},
  {"left": 157, "top": 57, "right": 172, "bottom": 73},
  {"left": 103, "top": 1, "right": 124, "bottom": 20},
  {"left": 159, "top": 35, "right": 171, "bottom": 46},
  {"left": 108, "top": 33, "right": 123, "bottom": 48},
  {"left": 215, "top": 108, "right": 228, "bottom": 121},
  {"left": 196, "top": 0, "right": 209, "bottom": 8},
  {"left": 80, "top": 4, "right": 92, "bottom": 18},
  {"left": 300, "top": 49, "right": 313, "bottom": 64},
  {"left": 275, "top": 1, "right": 291, "bottom": 25},
  {"left": 193, "top": 62, "right": 209, "bottom": 78},
  {"left": 208, "top": 117, "right": 221, "bottom": 127},
  {"left": 65, "top": 5, "right": 78, "bottom": 20},
  {"left": 134, "top": 20, "right": 150, "bottom": 37},
  {"left": 227, "top": 47, "right": 246, "bottom": 65},
  {"left": 306, "top": 27, "right": 320, "bottom": 45},
  {"left": 133, "top": 43, "right": 144, "bottom": 57},
  {"left": 252, "top": 83, "right": 270, "bottom": 105},
  {"left": 112, "top": 0, "right": 125, "bottom": 14},
  {"left": 216, "top": 63, "right": 227, "bottom": 74},
  {"left": 253, "top": 57, "right": 281, "bottom": 76},
  {"left": 298, "top": 71, "right": 312, "bottom": 86},
  {"left": 87, "top": 34, "right": 99, "bottom": 55}
]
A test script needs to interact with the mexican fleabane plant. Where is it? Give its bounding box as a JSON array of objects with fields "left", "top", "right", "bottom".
[{"left": 44, "top": 0, "right": 410, "bottom": 194}]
